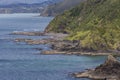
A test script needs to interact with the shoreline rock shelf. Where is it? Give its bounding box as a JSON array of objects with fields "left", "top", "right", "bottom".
[
  {"left": 41, "top": 50, "right": 120, "bottom": 56},
  {"left": 73, "top": 55, "right": 120, "bottom": 80},
  {"left": 11, "top": 31, "right": 45, "bottom": 36},
  {"left": 14, "top": 38, "right": 58, "bottom": 45},
  {"left": 12, "top": 31, "right": 120, "bottom": 56}
]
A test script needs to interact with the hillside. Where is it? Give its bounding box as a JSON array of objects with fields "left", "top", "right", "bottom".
[
  {"left": 0, "top": 0, "right": 60, "bottom": 5},
  {"left": 0, "top": 0, "right": 61, "bottom": 13},
  {"left": 45, "top": 0, "right": 120, "bottom": 52},
  {"left": 40, "top": 0, "right": 85, "bottom": 16}
]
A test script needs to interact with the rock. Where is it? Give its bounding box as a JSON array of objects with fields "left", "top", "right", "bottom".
[
  {"left": 35, "top": 48, "right": 43, "bottom": 51},
  {"left": 51, "top": 40, "right": 80, "bottom": 51},
  {"left": 14, "top": 38, "right": 32, "bottom": 42},
  {"left": 41, "top": 50, "right": 66, "bottom": 54},
  {"left": 94, "top": 55, "right": 120, "bottom": 76},
  {"left": 11, "top": 32, "right": 44, "bottom": 36},
  {"left": 14, "top": 38, "right": 58, "bottom": 45},
  {"left": 74, "top": 55, "right": 120, "bottom": 80}
]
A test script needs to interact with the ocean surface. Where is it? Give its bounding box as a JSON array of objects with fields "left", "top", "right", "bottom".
[{"left": 0, "top": 13, "right": 106, "bottom": 80}]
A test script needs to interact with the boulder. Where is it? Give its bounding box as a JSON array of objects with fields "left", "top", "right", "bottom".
[{"left": 74, "top": 55, "right": 120, "bottom": 80}]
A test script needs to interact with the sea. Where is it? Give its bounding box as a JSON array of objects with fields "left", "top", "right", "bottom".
[{"left": 0, "top": 13, "right": 106, "bottom": 80}]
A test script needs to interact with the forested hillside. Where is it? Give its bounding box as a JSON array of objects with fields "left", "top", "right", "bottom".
[{"left": 45, "top": 0, "right": 120, "bottom": 51}]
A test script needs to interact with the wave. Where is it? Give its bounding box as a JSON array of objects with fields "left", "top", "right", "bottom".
[
  {"left": 12, "top": 29, "right": 41, "bottom": 33},
  {"left": 12, "top": 30, "right": 21, "bottom": 33},
  {"left": 23, "top": 29, "right": 41, "bottom": 32}
]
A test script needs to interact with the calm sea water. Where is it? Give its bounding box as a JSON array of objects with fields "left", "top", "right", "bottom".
[{"left": 0, "top": 13, "right": 106, "bottom": 80}]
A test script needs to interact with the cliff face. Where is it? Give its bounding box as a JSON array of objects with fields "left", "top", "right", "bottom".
[
  {"left": 45, "top": 0, "right": 120, "bottom": 52},
  {"left": 95, "top": 55, "right": 120, "bottom": 76},
  {"left": 40, "top": 0, "right": 85, "bottom": 16},
  {"left": 74, "top": 55, "right": 120, "bottom": 80}
]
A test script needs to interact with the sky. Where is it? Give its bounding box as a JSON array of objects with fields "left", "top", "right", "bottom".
[{"left": 0, "top": 0, "right": 49, "bottom": 5}]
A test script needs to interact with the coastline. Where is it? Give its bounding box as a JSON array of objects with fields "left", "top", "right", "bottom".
[
  {"left": 41, "top": 50, "right": 120, "bottom": 56},
  {"left": 11, "top": 31, "right": 120, "bottom": 80},
  {"left": 11, "top": 31, "right": 120, "bottom": 56}
]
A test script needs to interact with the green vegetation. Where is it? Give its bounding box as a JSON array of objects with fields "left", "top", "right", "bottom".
[{"left": 45, "top": 0, "right": 120, "bottom": 51}]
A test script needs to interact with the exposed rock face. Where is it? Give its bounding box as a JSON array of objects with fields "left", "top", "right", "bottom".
[
  {"left": 74, "top": 55, "right": 120, "bottom": 80},
  {"left": 51, "top": 40, "right": 80, "bottom": 51},
  {"left": 95, "top": 55, "right": 120, "bottom": 76}
]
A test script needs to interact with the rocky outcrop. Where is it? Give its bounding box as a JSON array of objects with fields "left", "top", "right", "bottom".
[
  {"left": 11, "top": 32, "right": 44, "bottom": 36},
  {"left": 12, "top": 31, "right": 120, "bottom": 56},
  {"left": 13, "top": 32, "right": 68, "bottom": 45},
  {"left": 14, "top": 38, "right": 58, "bottom": 45},
  {"left": 41, "top": 50, "right": 66, "bottom": 55},
  {"left": 51, "top": 40, "right": 80, "bottom": 51},
  {"left": 74, "top": 55, "right": 120, "bottom": 80}
]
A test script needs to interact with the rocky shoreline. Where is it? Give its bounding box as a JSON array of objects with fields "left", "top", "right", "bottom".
[
  {"left": 73, "top": 55, "right": 120, "bottom": 80},
  {"left": 41, "top": 50, "right": 120, "bottom": 56},
  {"left": 11, "top": 31, "right": 120, "bottom": 80},
  {"left": 12, "top": 31, "right": 120, "bottom": 56},
  {"left": 11, "top": 31, "right": 45, "bottom": 36}
]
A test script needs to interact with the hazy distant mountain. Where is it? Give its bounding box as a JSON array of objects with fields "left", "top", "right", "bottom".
[
  {"left": 0, "top": 0, "right": 47, "bottom": 5},
  {"left": 0, "top": 0, "right": 62, "bottom": 13},
  {"left": 0, "top": 0, "right": 62, "bottom": 5},
  {"left": 40, "top": 0, "right": 85, "bottom": 16}
]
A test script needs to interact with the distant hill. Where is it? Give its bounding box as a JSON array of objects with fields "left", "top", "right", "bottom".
[
  {"left": 40, "top": 0, "right": 85, "bottom": 16},
  {"left": 0, "top": 0, "right": 51, "bottom": 5},
  {"left": 0, "top": 0, "right": 62, "bottom": 13},
  {"left": 45, "top": 0, "right": 120, "bottom": 51}
]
